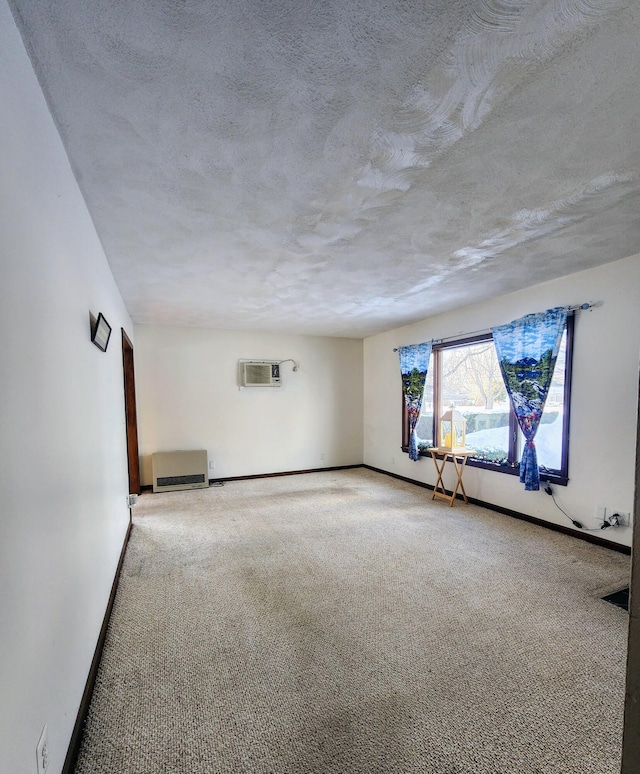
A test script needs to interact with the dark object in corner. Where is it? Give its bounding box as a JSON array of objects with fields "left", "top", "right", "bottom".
[{"left": 601, "top": 587, "right": 629, "bottom": 611}]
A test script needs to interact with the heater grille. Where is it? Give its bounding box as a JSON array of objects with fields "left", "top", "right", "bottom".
[{"left": 156, "top": 473, "right": 206, "bottom": 488}]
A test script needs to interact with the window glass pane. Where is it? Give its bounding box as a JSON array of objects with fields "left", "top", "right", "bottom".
[
  {"left": 415, "top": 354, "right": 434, "bottom": 449},
  {"left": 521, "top": 329, "right": 567, "bottom": 473},
  {"left": 441, "top": 341, "right": 510, "bottom": 463}
]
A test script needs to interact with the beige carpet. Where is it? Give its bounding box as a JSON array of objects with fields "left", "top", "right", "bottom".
[{"left": 74, "top": 469, "right": 630, "bottom": 773}]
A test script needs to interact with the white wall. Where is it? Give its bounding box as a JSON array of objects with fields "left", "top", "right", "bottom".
[
  {"left": 135, "top": 326, "right": 363, "bottom": 483},
  {"left": 364, "top": 255, "right": 640, "bottom": 548},
  {"left": 0, "top": 4, "right": 134, "bottom": 772}
]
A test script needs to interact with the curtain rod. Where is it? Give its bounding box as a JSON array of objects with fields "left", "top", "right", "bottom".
[{"left": 393, "top": 302, "right": 594, "bottom": 351}]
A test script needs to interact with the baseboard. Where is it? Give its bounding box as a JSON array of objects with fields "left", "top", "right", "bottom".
[
  {"left": 62, "top": 519, "right": 133, "bottom": 773},
  {"left": 363, "top": 464, "right": 631, "bottom": 555},
  {"left": 209, "top": 464, "right": 361, "bottom": 484}
]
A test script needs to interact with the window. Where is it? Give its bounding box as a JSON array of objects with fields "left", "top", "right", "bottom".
[{"left": 402, "top": 315, "right": 573, "bottom": 485}]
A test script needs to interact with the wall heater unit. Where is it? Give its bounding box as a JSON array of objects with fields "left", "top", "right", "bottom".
[{"left": 151, "top": 450, "right": 209, "bottom": 493}]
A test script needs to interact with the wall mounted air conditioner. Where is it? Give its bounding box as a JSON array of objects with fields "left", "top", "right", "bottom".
[
  {"left": 239, "top": 360, "right": 281, "bottom": 387},
  {"left": 151, "top": 450, "right": 209, "bottom": 493}
]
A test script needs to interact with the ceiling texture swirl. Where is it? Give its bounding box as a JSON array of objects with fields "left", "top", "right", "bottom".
[{"left": 8, "top": 0, "right": 639, "bottom": 336}]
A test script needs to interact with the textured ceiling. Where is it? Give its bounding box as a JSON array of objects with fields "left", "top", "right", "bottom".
[{"left": 9, "top": 0, "right": 640, "bottom": 337}]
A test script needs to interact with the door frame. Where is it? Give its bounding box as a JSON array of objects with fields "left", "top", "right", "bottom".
[
  {"left": 122, "top": 328, "right": 140, "bottom": 496},
  {"left": 621, "top": 363, "right": 640, "bottom": 772}
]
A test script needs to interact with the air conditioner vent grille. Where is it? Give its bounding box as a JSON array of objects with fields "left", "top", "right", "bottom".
[
  {"left": 239, "top": 361, "right": 281, "bottom": 387},
  {"left": 156, "top": 473, "right": 206, "bottom": 488},
  {"left": 245, "top": 363, "right": 273, "bottom": 385}
]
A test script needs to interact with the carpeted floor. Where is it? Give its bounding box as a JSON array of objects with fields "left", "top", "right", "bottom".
[{"left": 74, "top": 469, "right": 630, "bottom": 773}]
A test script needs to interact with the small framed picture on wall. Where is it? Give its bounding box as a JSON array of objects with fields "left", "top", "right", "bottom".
[{"left": 91, "top": 312, "right": 112, "bottom": 352}]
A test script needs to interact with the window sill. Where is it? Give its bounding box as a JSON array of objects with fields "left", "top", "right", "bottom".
[{"left": 401, "top": 446, "right": 568, "bottom": 486}]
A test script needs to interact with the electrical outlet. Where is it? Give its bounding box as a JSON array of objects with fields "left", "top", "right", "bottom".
[
  {"left": 596, "top": 506, "right": 630, "bottom": 527},
  {"left": 320, "top": 453, "right": 325, "bottom": 461},
  {"left": 36, "top": 725, "right": 49, "bottom": 774},
  {"left": 608, "top": 511, "right": 630, "bottom": 527},
  {"left": 209, "top": 461, "right": 215, "bottom": 470}
]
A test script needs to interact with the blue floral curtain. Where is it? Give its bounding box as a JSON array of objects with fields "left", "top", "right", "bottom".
[
  {"left": 492, "top": 307, "right": 567, "bottom": 490},
  {"left": 398, "top": 341, "right": 433, "bottom": 461}
]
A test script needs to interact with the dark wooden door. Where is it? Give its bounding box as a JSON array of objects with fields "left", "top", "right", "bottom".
[{"left": 122, "top": 329, "right": 141, "bottom": 495}]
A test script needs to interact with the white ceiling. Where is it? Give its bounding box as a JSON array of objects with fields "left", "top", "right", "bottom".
[{"left": 9, "top": 0, "right": 640, "bottom": 337}]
